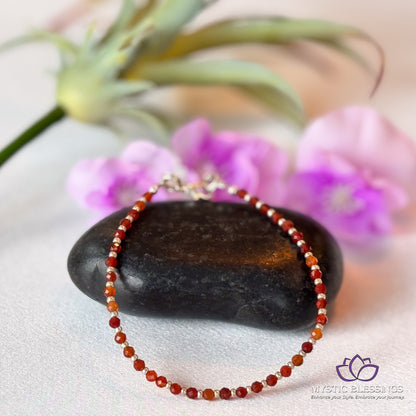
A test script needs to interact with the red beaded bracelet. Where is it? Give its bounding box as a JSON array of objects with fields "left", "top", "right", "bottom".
[{"left": 104, "top": 174, "right": 328, "bottom": 401}]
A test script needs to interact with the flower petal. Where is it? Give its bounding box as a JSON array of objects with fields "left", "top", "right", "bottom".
[
  {"left": 357, "top": 364, "right": 379, "bottom": 382},
  {"left": 349, "top": 354, "right": 366, "bottom": 379},
  {"left": 336, "top": 365, "right": 357, "bottom": 382}
]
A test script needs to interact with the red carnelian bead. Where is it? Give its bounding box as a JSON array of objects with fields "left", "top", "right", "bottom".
[
  {"left": 203, "top": 389, "right": 215, "bottom": 401},
  {"left": 251, "top": 381, "right": 263, "bottom": 393},
  {"left": 104, "top": 286, "right": 116, "bottom": 297},
  {"left": 271, "top": 211, "right": 283, "bottom": 224},
  {"left": 236, "top": 387, "right": 248, "bottom": 398},
  {"left": 280, "top": 365, "right": 292, "bottom": 377},
  {"left": 136, "top": 201, "right": 146, "bottom": 211},
  {"left": 316, "top": 298, "right": 328, "bottom": 309},
  {"left": 299, "top": 243, "right": 311, "bottom": 254},
  {"left": 110, "top": 243, "right": 121, "bottom": 253},
  {"left": 302, "top": 341, "right": 313, "bottom": 353},
  {"left": 146, "top": 370, "right": 157, "bottom": 382},
  {"left": 124, "top": 346, "right": 135, "bottom": 357},
  {"left": 259, "top": 204, "right": 270, "bottom": 215},
  {"left": 315, "top": 283, "right": 327, "bottom": 294},
  {"left": 291, "top": 231, "right": 304, "bottom": 243},
  {"left": 249, "top": 197, "right": 259, "bottom": 207},
  {"left": 310, "top": 269, "right": 322, "bottom": 280},
  {"left": 219, "top": 388, "right": 231, "bottom": 400},
  {"left": 281, "top": 220, "right": 294, "bottom": 233},
  {"left": 107, "top": 301, "right": 119, "bottom": 312},
  {"left": 114, "top": 332, "right": 126, "bottom": 344},
  {"left": 114, "top": 229, "right": 126, "bottom": 240},
  {"left": 134, "top": 359, "right": 145, "bottom": 371},
  {"left": 266, "top": 374, "right": 278, "bottom": 386},
  {"left": 311, "top": 328, "right": 323, "bottom": 340},
  {"left": 144, "top": 192, "right": 153, "bottom": 202},
  {"left": 316, "top": 314, "right": 328, "bottom": 325},
  {"left": 120, "top": 218, "right": 132, "bottom": 229},
  {"left": 237, "top": 189, "right": 247, "bottom": 199},
  {"left": 109, "top": 316, "right": 120, "bottom": 328},
  {"left": 128, "top": 209, "right": 140, "bottom": 221},
  {"left": 170, "top": 383, "right": 182, "bottom": 395},
  {"left": 306, "top": 256, "right": 318, "bottom": 267},
  {"left": 105, "top": 272, "right": 117, "bottom": 282},
  {"left": 156, "top": 376, "right": 167, "bottom": 388},
  {"left": 292, "top": 354, "right": 304, "bottom": 366},
  {"left": 186, "top": 387, "right": 198, "bottom": 399},
  {"left": 105, "top": 257, "right": 117, "bottom": 267}
]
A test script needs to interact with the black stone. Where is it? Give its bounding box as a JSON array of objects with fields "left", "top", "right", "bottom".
[{"left": 68, "top": 201, "right": 343, "bottom": 329}]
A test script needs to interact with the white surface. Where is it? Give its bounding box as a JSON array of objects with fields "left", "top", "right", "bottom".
[{"left": 1, "top": 1, "right": 416, "bottom": 415}]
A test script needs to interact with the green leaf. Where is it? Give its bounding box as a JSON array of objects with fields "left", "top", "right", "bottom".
[{"left": 133, "top": 59, "right": 304, "bottom": 124}]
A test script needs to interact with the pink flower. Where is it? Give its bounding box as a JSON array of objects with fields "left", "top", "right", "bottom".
[
  {"left": 284, "top": 106, "right": 416, "bottom": 244},
  {"left": 172, "top": 119, "right": 289, "bottom": 204},
  {"left": 67, "top": 140, "right": 184, "bottom": 218}
]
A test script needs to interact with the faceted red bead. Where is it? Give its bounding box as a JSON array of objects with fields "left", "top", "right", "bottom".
[
  {"left": 235, "top": 387, "right": 248, "bottom": 398},
  {"left": 237, "top": 189, "right": 247, "bottom": 199},
  {"left": 310, "top": 269, "right": 322, "bottom": 280},
  {"left": 251, "top": 381, "right": 263, "bottom": 393},
  {"left": 123, "top": 346, "right": 135, "bottom": 358},
  {"left": 291, "top": 231, "right": 304, "bottom": 243},
  {"left": 135, "top": 201, "right": 146, "bottom": 211},
  {"left": 186, "top": 387, "right": 198, "bottom": 399},
  {"left": 315, "top": 283, "right": 327, "bottom": 294},
  {"left": 107, "top": 301, "right": 119, "bottom": 312},
  {"left": 114, "top": 229, "right": 126, "bottom": 240},
  {"left": 316, "top": 298, "right": 328, "bottom": 309},
  {"left": 103, "top": 286, "right": 116, "bottom": 297},
  {"left": 259, "top": 204, "right": 270, "bottom": 215},
  {"left": 156, "top": 376, "right": 167, "bottom": 388},
  {"left": 114, "top": 332, "right": 126, "bottom": 344},
  {"left": 146, "top": 370, "right": 157, "bottom": 382},
  {"left": 133, "top": 359, "right": 145, "bottom": 371},
  {"left": 292, "top": 354, "right": 304, "bottom": 366},
  {"left": 144, "top": 192, "right": 153, "bottom": 202},
  {"left": 110, "top": 243, "right": 121, "bottom": 253},
  {"left": 249, "top": 197, "right": 259, "bottom": 208},
  {"left": 202, "top": 389, "right": 215, "bottom": 401},
  {"left": 281, "top": 220, "right": 294, "bottom": 233},
  {"left": 305, "top": 256, "right": 318, "bottom": 268},
  {"left": 299, "top": 243, "right": 311, "bottom": 254},
  {"left": 105, "top": 257, "right": 117, "bottom": 267},
  {"left": 280, "top": 365, "right": 292, "bottom": 377},
  {"left": 109, "top": 316, "right": 120, "bottom": 328},
  {"left": 311, "top": 328, "right": 323, "bottom": 340},
  {"left": 219, "top": 387, "right": 231, "bottom": 400},
  {"left": 120, "top": 218, "right": 132, "bottom": 230},
  {"left": 105, "top": 272, "right": 117, "bottom": 282},
  {"left": 316, "top": 314, "right": 328, "bottom": 325},
  {"left": 170, "top": 383, "right": 182, "bottom": 395},
  {"left": 128, "top": 209, "right": 140, "bottom": 221},
  {"left": 302, "top": 341, "right": 313, "bottom": 353},
  {"left": 271, "top": 211, "right": 283, "bottom": 224},
  {"left": 266, "top": 374, "right": 278, "bottom": 386}
]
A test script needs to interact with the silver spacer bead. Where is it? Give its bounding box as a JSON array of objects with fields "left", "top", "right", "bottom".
[
  {"left": 109, "top": 251, "right": 117, "bottom": 258},
  {"left": 227, "top": 185, "right": 238, "bottom": 195},
  {"left": 138, "top": 196, "right": 147, "bottom": 203},
  {"left": 299, "top": 350, "right": 307, "bottom": 357},
  {"left": 275, "top": 372, "right": 282, "bottom": 380},
  {"left": 278, "top": 218, "right": 286, "bottom": 226},
  {"left": 132, "top": 205, "right": 140, "bottom": 211},
  {"left": 231, "top": 388, "right": 236, "bottom": 398},
  {"left": 149, "top": 185, "right": 158, "bottom": 193},
  {"left": 314, "top": 278, "right": 323, "bottom": 285},
  {"left": 309, "top": 338, "right": 316, "bottom": 345},
  {"left": 106, "top": 266, "right": 116, "bottom": 273},
  {"left": 126, "top": 215, "right": 134, "bottom": 222},
  {"left": 181, "top": 387, "right": 187, "bottom": 396},
  {"left": 214, "top": 390, "right": 220, "bottom": 399},
  {"left": 287, "top": 362, "right": 295, "bottom": 369},
  {"left": 113, "top": 238, "right": 121, "bottom": 244},
  {"left": 304, "top": 252, "right": 313, "bottom": 258},
  {"left": 243, "top": 194, "right": 251, "bottom": 202},
  {"left": 114, "top": 326, "right": 122, "bottom": 333},
  {"left": 246, "top": 386, "right": 252, "bottom": 393},
  {"left": 315, "top": 324, "right": 324, "bottom": 330},
  {"left": 288, "top": 227, "right": 297, "bottom": 236},
  {"left": 118, "top": 225, "right": 127, "bottom": 232},
  {"left": 121, "top": 342, "right": 129, "bottom": 348},
  {"left": 106, "top": 282, "right": 114, "bottom": 287},
  {"left": 318, "top": 308, "right": 327, "bottom": 315},
  {"left": 131, "top": 354, "right": 138, "bottom": 361},
  {"left": 197, "top": 390, "right": 203, "bottom": 399},
  {"left": 297, "top": 239, "right": 306, "bottom": 247},
  {"left": 166, "top": 381, "right": 172, "bottom": 389},
  {"left": 110, "top": 311, "right": 118, "bottom": 317},
  {"left": 267, "top": 208, "right": 276, "bottom": 217},
  {"left": 317, "top": 293, "right": 327, "bottom": 300},
  {"left": 143, "top": 367, "right": 149, "bottom": 374},
  {"left": 106, "top": 296, "right": 115, "bottom": 303},
  {"left": 262, "top": 380, "right": 268, "bottom": 388},
  {"left": 311, "top": 265, "right": 320, "bottom": 271},
  {"left": 255, "top": 200, "right": 263, "bottom": 209}
]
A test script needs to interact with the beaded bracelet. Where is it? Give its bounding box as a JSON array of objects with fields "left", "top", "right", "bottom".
[{"left": 103, "top": 174, "right": 328, "bottom": 401}]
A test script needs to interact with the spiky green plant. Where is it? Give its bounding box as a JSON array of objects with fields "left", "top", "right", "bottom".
[{"left": 0, "top": 0, "right": 382, "bottom": 167}]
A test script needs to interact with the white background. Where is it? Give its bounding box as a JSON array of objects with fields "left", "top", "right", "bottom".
[{"left": 0, "top": 1, "right": 415, "bottom": 415}]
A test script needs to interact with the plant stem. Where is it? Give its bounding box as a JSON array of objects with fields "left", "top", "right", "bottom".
[{"left": 0, "top": 106, "right": 66, "bottom": 168}]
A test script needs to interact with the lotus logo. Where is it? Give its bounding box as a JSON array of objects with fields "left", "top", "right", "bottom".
[{"left": 336, "top": 354, "right": 379, "bottom": 382}]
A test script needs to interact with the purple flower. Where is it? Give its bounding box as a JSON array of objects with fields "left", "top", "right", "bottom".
[
  {"left": 284, "top": 106, "right": 416, "bottom": 244},
  {"left": 67, "top": 140, "right": 184, "bottom": 218},
  {"left": 336, "top": 354, "right": 379, "bottom": 382},
  {"left": 172, "top": 118, "right": 289, "bottom": 205}
]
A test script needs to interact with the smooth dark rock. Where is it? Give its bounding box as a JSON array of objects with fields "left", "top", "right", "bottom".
[{"left": 68, "top": 201, "right": 343, "bottom": 329}]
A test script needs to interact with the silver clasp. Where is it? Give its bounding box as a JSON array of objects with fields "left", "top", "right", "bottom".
[{"left": 160, "top": 173, "right": 225, "bottom": 201}]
